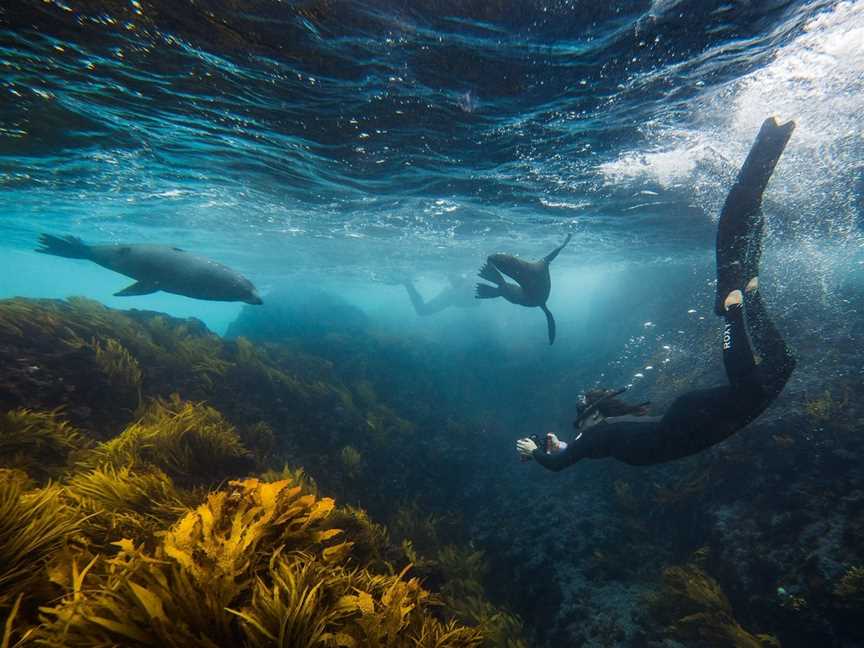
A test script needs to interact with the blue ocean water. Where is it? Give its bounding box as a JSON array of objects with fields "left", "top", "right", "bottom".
[
  {"left": 2, "top": 2, "right": 864, "bottom": 644},
  {"left": 2, "top": 0, "right": 861, "bottom": 334}
]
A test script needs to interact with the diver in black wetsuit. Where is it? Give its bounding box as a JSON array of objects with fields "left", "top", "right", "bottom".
[{"left": 517, "top": 117, "right": 797, "bottom": 469}]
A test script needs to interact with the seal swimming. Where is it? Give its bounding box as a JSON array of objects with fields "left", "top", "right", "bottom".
[
  {"left": 475, "top": 233, "right": 571, "bottom": 344},
  {"left": 35, "top": 234, "right": 263, "bottom": 305}
]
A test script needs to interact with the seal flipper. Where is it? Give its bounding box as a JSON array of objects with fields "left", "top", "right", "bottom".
[
  {"left": 541, "top": 303, "right": 556, "bottom": 344},
  {"left": 35, "top": 234, "right": 92, "bottom": 260},
  {"left": 543, "top": 233, "right": 572, "bottom": 265},
  {"left": 476, "top": 283, "right": 501, "bottom": 299},
  {"left": 115, "top": 281, "right": 159, "bottom": 297},
  {"left": 476, "top": 259, "right": 506, "bottom": 299},
  {"left": 478, "top": 259, "right": 505, "bottom": 286}
]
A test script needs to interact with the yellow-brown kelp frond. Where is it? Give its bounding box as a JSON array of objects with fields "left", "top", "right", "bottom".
[
  {"left": 339, "top": 444, "right": 364, "bottom": 479},
  {"left": 389, "top": 500, "right": 448, "bottom": 553},
  {"left": 81, "top": 398, "right": 255, "bottom": 487},
  {"left": 240, "top": 421, "right": 278, "bottom": 466},
  {"left": 390, "top": 511, "right": 529, "bottom": 648},
  {"left": 91, "top": 337, "right": 143, "bottom": 403},
  {"left": 647, "top": 562, "right": 779, "bottom": 648},
  {"left": 0, "top": 409, "right": 88, "bottom": 482},
  {"left": 1, "top": 593, "right": 36, "bottom": 648},
  {"left": 144, "top": 316, "right": 230, "bottom": 388},
  {"left": 441, "top": 596, "right": 527, "bottom": 648},
  {"left": 431, "top": 546, "right": 529, "bottom": 648},
  {"left": 412, "top": 618, "right": 485, "bottom": 648},
  {"left": 260, "top": 464, "right": 319, "bottom": 495},
  {"left": 160, "top": 478, "right": 349, "bottom": 580},
  {"left": 233, "top": 555, "right": 485, "bottom": 648},
  {"left": 0, "top": 297, "right": 147, "bottom": 349},
  {"left": 230, "top": 556, "right": 358, "bottom": 647},
  {"left": 64, "top": 465, "right": 190, "bottom": 547},
  {"left": 37, "top": 477, "right": 347, "bottom": 647},
  {"left": 835, "top": 565, "right": 864, "bottom": 611},
  {"left": 340, "top": 564, "right": 484, "bottom": 648},
  {"left": 0, "top": 480, "right": 80, "bottom": 605},
  {"left": 324, "top": 506, "right": 390, "bottom": 571},
  {"left": 37, "top": 477, "right": 485, "bottom": 648}
]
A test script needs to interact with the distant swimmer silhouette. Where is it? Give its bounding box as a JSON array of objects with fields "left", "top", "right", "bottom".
[
  {"left": 475, "top": 233, "right": 571, "bottom": 344},
  {"left": 36, "top": 234, "right": 263, "bottom": 305},
  {"left": 516, "top": 116, "right": 796, "bottom": 469},
  {"left": 403, "top": 275, "right": 478, "bottom": 316}
]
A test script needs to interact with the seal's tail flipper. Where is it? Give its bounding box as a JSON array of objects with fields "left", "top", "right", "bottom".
[
  {"left": 543, "top": 233, "right": 572, "bottom": 265},
  {"left": 478, "top": 259, "right": 505, "bottom": 286},
  {"left": 475, "top": 283, "right": 500, "bottom": 299},
  {"left": 35, "top": 234, "right": 92, "bottom": 259},
  {"left": 542, "top": 304, "right": 556, "bottom": 344}
]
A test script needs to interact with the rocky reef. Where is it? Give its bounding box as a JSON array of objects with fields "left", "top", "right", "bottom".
[
  {"left": 0, "top": 297, "right": 528, "bottom": 647},
  {"left": 2, "top": 288, "right": 864, "bottom": 647}
]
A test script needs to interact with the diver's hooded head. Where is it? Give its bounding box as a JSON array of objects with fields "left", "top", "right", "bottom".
[{"left": 573, "top": 387, "right": 649, "bottom": 429}]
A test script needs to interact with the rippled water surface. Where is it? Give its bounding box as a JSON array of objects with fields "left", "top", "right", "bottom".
[{"left": 1, "top": 0, "right": 862, "bottom": 316}]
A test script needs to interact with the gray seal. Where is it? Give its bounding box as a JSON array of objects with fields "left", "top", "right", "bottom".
[
  {"left": 475, "top": 233, "right": 571, "bottom": 344},
  {"left": 36, "top": 234, "right": 263, "bottom": 305}
]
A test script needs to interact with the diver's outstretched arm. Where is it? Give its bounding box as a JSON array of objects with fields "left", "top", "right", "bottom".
[
  {"left": 715, "top": 117, "right": 795, "bottom": 315},
  {"left": 543, "top": 233, "right": 572, "bottom": 264}
]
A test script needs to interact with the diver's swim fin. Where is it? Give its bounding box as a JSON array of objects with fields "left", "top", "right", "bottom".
[
  {"left": 714, "top": 116, "right": 795, "bottom": 316},
  {"left": 115, "top": 281, "right": 158, "bottom": 297},
  {"left": 541, "top": 304, "right": 556, "bottom": 345},
  {"left": 475, "top": 283, "right": 500, "bottom": 299},
  {"left": 734, "top": 117, "right": 795, "bottom": 200}
]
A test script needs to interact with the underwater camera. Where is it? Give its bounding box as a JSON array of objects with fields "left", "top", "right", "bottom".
[{"left": 519, "top": 433, "right": 552, "bottom": 462}]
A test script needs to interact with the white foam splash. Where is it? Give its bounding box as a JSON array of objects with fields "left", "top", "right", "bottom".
[{"left": 601, "top": 0, "right": 864, "bottom": 231}]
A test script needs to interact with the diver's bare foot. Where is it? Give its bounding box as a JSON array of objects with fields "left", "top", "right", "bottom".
[
  {"left": 724, "top": 289, "right": 744, "bottom": 310},
  {"left": 746, "top": 276, "right": 759, "bottom": 293}
]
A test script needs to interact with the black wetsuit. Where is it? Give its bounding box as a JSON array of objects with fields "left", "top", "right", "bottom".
[{"left": 534, "top": 118, "right": 797, "bottom": 470}]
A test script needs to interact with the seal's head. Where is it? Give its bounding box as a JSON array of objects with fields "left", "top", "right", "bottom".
[{"left": 229, "top": 275, "right": 263, "bottom": 305}]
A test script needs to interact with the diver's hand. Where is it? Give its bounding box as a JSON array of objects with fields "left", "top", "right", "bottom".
[
  {"left": 546, "top": 433, "right": 567, "bottom": 452},
  {"left": 516, "top": 437, "right": 538, "bottom": 459}
]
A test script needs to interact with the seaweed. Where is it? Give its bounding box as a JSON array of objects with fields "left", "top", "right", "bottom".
[
  {"left": 339, "top": 445, "right": 364, "bottom": 479},
  {"left": 37, "top": 477, "right": 484, "bottom": 647},
  {"left": 0, "top": 480, "right": 80, "bottom": 606},
  {"left": 64, "top": 464, "right": 190, "bottom": 548},
  {"left": 0, "top": 298, "right": 538, "bottom": 645},
  {"left": 1, "top": 594, "right": 34, "bottom": 648},
  {"left": 645, "top": 561, "right": 780, "bottom": 648},
  {"left": 834, "top": 565, "right": 864, "bottom": 612},
  {"left": 91, "top": 337, "right": 143, "bottom": 405},
  {"left": 0, "top": 409, "right": 89, "bottom": 482},
  {"left": 387, "top": 502, "right": 530, "bottom": 647},
  {"left": 80, "top": 397, "right": 255, "bottom": 487},
  {"left": 804, "top": 387, "right": 850, "bottom": 425}
]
